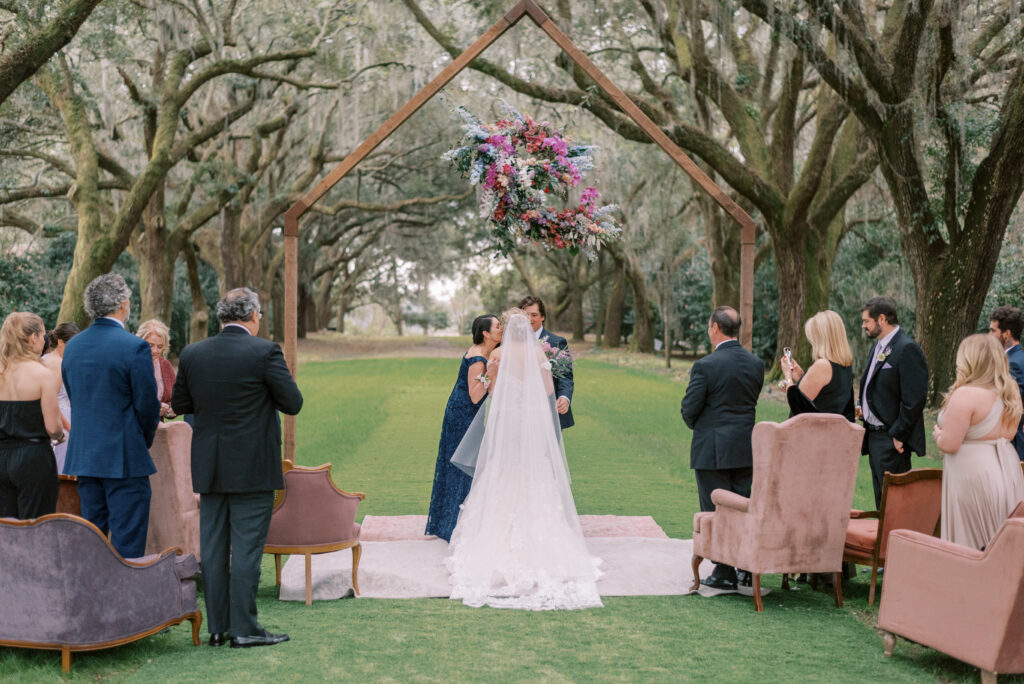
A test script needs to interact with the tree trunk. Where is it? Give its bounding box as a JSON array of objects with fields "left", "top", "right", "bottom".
[
  {"left": 183, "top": 242, "right": 209, "bottom": 345},
  {"left": 702, "top": 199, "right": 741, "bottom": 309},
  {"left": 603, "top": 255, "right": 626, "bottom": 348},
  {"left": 510, "top": 252, "right": 540, "bottom": 299},
  {"left": 625, "top": 255, "right": 654, "bottom": 353},
  {"left": 136, "top": 186, "right": 177, "bottom": 324}
]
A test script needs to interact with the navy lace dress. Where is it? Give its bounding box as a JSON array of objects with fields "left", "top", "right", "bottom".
[{"left": 425, "top": 354, "right": 488, "bottom": 541}]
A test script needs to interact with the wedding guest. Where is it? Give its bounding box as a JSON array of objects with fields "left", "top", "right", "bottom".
[
  {"left": 859, "top": 297, "right": 928, "bottom": 508},
  {"left": 41, "top": 323, "right": 79, "bottom": 474},
  {"left": 0, "top": 312, "right": 65, "bottom": 518},
  {"left": 781, "top": 310, "right": 855, "bottom": 421},
  {"left": 172, "top": 287, "right": 302, "bottom": 648},
  {"left": 681, "top": 306, "right": 764, "bottom": 590},
  {"left": 518, "top": 296, "right": 574, "bottom": 430},
  {"left": 989, "top": 305, "right": 1024, "bottom": 460},
  {"left": 62, "top": 274, "right": 161, "bottom": 559},
  {"left": 933, "top": 334, "right": 1024, "bottom": 549},
  {"left": 425, "top": 314, "right": 502, "bottom": 541},
  {"left": 137, "top": 319, "right": 176, "bottom": 420}
]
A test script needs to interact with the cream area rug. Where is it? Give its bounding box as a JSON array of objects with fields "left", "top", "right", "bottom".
[{"left": 278, "top": 515, "right": 769, "bottom": 601}]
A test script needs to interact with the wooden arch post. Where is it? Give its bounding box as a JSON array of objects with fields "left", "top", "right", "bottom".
[{"left": 281, "top": 0, "right": 756, "bottom": 461}]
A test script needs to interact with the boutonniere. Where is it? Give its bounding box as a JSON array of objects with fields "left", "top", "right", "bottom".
[{"left": 876, "top": 345, "right": 893, "bottom": 363}]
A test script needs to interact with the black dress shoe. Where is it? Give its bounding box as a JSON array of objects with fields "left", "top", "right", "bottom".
[
  {"left": 230, "top": 631, "right": 290, "bottom": 648},
  {"left": 700, "top": 575, "right": 738, "bottom": 591},
  {"left": 208, "top": 632, "right": 227, "bottom": 647},
  {"left": 736, "top": 571, "right": 752, "bottom": 588}
]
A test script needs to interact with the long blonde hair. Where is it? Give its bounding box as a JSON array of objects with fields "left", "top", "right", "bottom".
[
  {"left": 804, "top": 310, "right": 853, "bottom": 367},
  {"left": 942, "top": 333, "right": 1023, "bottom": 431},
  {"left": 0, "top": 312, "right": 45, "bottom": 376}
]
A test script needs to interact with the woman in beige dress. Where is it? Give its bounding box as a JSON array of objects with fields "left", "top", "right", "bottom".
[{"left": 933, "top": 334, "right": 1024, "bottom": 549}]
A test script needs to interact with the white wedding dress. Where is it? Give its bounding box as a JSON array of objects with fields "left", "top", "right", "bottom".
[{"left": 446, "top": 313, "right": 602, "bottom": 610}]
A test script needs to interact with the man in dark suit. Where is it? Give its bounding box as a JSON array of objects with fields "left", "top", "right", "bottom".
[
  {"left": 519, "top": 296, "right": 574, "bottom": 430},
  {"left": 989, "top": 305, "right": 1024, "bottom": 461},
  {"left": 63, "top": 274, "right": 161, "bottom": 559},
  {"left": 859, "top": 297, "right": 929, "bottom": 507},
  {"left": 172, "top": 288, "right": 303, "bottom": 649},
  {"left": 681, "top": 306, "right": 764, "bottom": 590}
]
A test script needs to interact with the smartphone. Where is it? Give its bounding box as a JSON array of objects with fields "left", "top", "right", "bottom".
[{"left": 783, "top": 347, "right": 793, "bottom": 364}]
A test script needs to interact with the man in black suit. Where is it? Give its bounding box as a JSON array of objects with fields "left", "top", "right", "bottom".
[
  {"left": 989, "top": 305, "right": 1024, "bottom": 460},
  {"left": 859, "top": 297, "right": 928, "bottom": 507},
  {"left": 519, "top": 296, "right": 574, "bottom": 430},
  {"left": 172, "top": 288, "right": 303, "bottom": 649},
  {"left": 681, "top": 306, "right": 764, "bottom": 590}
]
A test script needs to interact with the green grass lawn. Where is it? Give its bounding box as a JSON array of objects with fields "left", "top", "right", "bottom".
[{"left": 1, "top": 355, "right": 1009, "bottom": 683}]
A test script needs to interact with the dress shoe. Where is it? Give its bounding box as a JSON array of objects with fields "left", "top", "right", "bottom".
[
  {"left": 230, "top": 631, "right": 290, "bottom": 648},
  {"left": 736, "top": 571, "right": 752, "bottom": 588},
  {"left": 208, "top": 632, "right": 227, "bottom": 647},
  {"left": 700, "top": 575, "right": 738, "bottom": 591}
]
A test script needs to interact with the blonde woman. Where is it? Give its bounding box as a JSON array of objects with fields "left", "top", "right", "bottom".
[
  {"left": 0, "top": 312, "right": 65, "bottom": 518},
  {"left": 781, "top": 310, "right": 856, "bottom": 421},
  {"left": 933, "top": 334, "right": 1024, "bottom": 549},
  {"left": 137, "top": 319, "right": 176, "bottom": 419}
]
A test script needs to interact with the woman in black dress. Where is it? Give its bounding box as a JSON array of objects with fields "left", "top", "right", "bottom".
[
  {"left": 781, "top": 310, "right": 855, "bottom": 421},
  {"left": 0, "top": 312, "right": 66, "bottom": 519},
  {"left": 425, "top": 314, "right": 503, "bottom": 541}
]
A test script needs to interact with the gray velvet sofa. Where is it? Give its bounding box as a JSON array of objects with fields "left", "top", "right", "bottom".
[{"left": 0, "top": 513, "right": 202, "bottom": 673}]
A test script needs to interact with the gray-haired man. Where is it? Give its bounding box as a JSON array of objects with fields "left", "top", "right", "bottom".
[{"left": 172, "top": 288, "right": 303, "bottom": 648}]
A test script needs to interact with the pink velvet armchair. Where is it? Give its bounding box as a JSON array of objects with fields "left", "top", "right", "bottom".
[
  {"left": 263, "top": 463, "right": 365, "bottom": 605},
  {"left": 690, "top": 413, "right": 864, "bottom": 611},
  {"left": 878, "top": 502, "right": 1024, "bottom": 683}
]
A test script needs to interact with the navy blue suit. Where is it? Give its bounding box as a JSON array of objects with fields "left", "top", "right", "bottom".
[
  {"left": 62, "top": 317, "right": 161, "bottom": 558},
  {"left": 540, "top": 327, "right": 574, "bottom": 430},
  {"left": 1007, "top": 343, "right": 1024, "bottom": 461}
]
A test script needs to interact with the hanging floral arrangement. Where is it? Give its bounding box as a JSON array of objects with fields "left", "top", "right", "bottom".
[{"left": 443, "top": 103, "right": 620, "bottom": 260}]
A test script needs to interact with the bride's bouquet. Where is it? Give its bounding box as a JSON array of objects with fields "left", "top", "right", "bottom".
[
  {"left": 443, "top": 102, "right": 620, "bottom": 260},
  {"left": 540, "top": 338, "right": 574, "bottom": 379}
]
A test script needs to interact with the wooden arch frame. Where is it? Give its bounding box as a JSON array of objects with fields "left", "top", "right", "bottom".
[{"left": 282, "top": 0, "right": 756, "bottom": 460}]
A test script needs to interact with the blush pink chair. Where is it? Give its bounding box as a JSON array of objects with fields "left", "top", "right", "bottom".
[
  {"left": 878, "top": 502, "right": 1024, "bottom": 683},
  {"left": 690, "top": 413, "right": 864, "bottom": 611},
  {"left": 263, "top": 463, "right": 364, "bottom": 605}
]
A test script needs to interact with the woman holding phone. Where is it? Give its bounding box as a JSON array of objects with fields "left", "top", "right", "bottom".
[{"left": 780, "top": 310, "right": 856, "bottom": 421}]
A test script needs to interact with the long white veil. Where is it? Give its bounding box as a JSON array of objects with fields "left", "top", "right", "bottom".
[{"left": 446, "top": 313, "right": 601, "bottom": 610}]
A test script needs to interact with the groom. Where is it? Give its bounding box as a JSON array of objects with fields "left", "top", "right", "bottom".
[{"left": 519, "top": 296, "right": 574, "bottom": 430}]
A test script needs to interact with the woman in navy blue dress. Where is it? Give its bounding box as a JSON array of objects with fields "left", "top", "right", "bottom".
[{"left": 425, "top": 314, "right": 502, "bottom": 541}]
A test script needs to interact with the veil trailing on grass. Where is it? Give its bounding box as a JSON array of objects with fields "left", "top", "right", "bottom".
[{"left": 446, "top": 313, "right": 602, "bottom": 610}]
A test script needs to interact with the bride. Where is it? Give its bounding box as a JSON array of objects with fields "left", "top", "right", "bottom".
[{"left": 446, "top": 310, "right": 602, "bottom": 610}]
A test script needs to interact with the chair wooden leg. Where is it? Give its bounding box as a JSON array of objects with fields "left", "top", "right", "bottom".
[
  {"left": 274, "top": 554, "right": 282, "bottom": 587},
  {"left": 752, "top": 574, "right": 763, "bottom": 612},
  {"left": 690, "top": 554, "right": 703, "bottom": 592},
  {"left": 352, "top": 543, "right": 362, "bottom": 596},
  {"left": 189, "top": 611, "right": 202, "bottom": 645},
  {"left": 981, "top": 669, "right": 997, "bottom": 684},
  {"left": 868, "top": 564, "right": 879, "bottom": 606},
  {"left": 781, "top": 573, "right": 790, "bottom": 591},
  {"left": 61, "top": 646, "right": 71, "bottom": 674},
  {"left": 832, "top": 572, "right": 843, "bottom": 607},
  {"left": 809, "top": 573, "right": 819, "bottom": 591},
  {"left": 304, "top": 553, "right": 312, "bottom": 606},
  {"left": 882, "top": 631, "right": 895, "bottom": 657}
]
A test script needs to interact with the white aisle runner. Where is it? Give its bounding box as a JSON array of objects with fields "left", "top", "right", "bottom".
[{"left": 277, "top": 515, "right": 767, "bottom": 601}]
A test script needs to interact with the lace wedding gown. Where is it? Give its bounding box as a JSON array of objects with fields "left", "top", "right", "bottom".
[{"left": 446, "top": 314, "right": 602, "bottom": 610}]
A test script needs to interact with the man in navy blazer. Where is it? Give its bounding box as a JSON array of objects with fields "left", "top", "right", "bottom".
[
  {"left": 519, "top": 296, "right": 574, "bottom": 430},
  {"left": 990, "top": 306, "right": 1024, "bottom": 461},
  {"left": 62, "top": 274, "right": 161, "bottom": 558}
]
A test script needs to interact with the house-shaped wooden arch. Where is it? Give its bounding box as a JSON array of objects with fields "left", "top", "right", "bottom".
[{"left": 282, "top": 0, "right": 756, "bottom": 460}]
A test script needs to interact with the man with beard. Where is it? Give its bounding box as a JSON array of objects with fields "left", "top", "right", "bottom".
[{"left": 858, "top": 297, "right": 929, "bottom": 507}]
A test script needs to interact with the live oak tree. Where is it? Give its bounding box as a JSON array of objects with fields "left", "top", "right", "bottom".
[{"left": 741, "top": 0, "right": 1024, "bottom": 401}]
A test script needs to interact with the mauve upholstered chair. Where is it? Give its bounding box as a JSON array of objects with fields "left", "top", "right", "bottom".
[
  {"left": 690, "top": 413, "right": 864, "bottom": 611},
  {"left": 145, "top": 422, "right": 201, "bottom": 559},
  {"left": 878, "top": 502, "right": 1024, "bottom": 683},
  {"left": 0, "top": 514, "right": 201, "bottom": 673},
  {"left": 844, "top": 468, "right": 942, "bottom": 606},
  {"left": 264, "top": 463, "right": 365, "bottom": 605}
]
